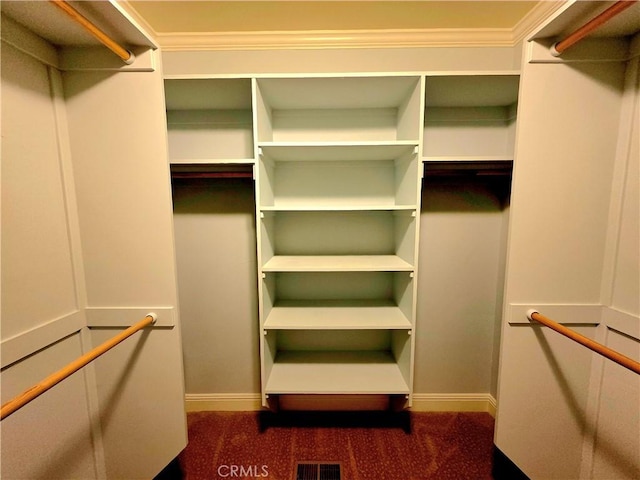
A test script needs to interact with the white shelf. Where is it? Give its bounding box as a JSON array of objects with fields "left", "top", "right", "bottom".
[
  {"left": 423, "top": 155, "right": 513, "bottom": 163},
  {"left": 265, "top": 350, "right": 410, "bottom": 394},
  {"left": 257, "top": 76, "right": 422, "bottom": 110},
  {"left": 170, "top": 158, "right": 255, "bottom": 165},
  {"left": 264, "top": 300, "right": 412, "bottom": 329},
  {"left": 260, "top": 205, "right": 416, "bottom": 212},
  {"left": 262, "top": 255, "right": 414, "bottom": 272},
  {"left": 259, "top": 142, "right": 419, "bottom": 162}
]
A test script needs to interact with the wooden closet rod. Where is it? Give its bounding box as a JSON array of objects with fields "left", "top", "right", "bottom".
[
  {"left": 527, "top": 310, "right": 640, "bottom": 375},
  {"left": 551, "top": 1, "right": 637, "bottom": 56},
  {"left": 50, "top": 0, "right": 135, "bottom": 64},
  {"left": 0, "top": 314, "right": 157, "bottom": 421}
]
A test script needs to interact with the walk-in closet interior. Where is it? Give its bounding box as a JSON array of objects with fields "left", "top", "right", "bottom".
[{"left": 1, "top": 1, "right": 638, "bottom": 479}]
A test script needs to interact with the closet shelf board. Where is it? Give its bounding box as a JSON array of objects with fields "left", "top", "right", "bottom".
[
  {"left": 259, "top": 142, "right": 419, "bottom": 162},
  {"left": 265, "top": 351, "right": 410, "bottom": 394},
  {"left": 170, "top": 158, "right": 255, "bottom": 165},
  {"left": 260, "top": 205, "right": 417, "bottom": 212},
  {"left": 262, "top": 255, "right": 414, "bottom": 272},
  {"left": 422, "top": 155, "right": 513, "bottom": 163},
  {"left": 264, "top": 300, "right": 412, "bottom": 329}
]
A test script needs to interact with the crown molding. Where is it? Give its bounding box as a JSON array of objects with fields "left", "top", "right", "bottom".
[{"left": 157, "top": 28, "right": 520, "bottom": 51}]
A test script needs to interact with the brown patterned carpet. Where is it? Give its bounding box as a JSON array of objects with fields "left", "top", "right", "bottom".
[{"left": 172, "top": 410, "right": 495, "bottom": 480}]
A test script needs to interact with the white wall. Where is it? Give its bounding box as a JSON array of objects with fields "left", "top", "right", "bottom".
[
  {"left": 162, "top": 46, "right": 522, "bottom": 77},
  {"left": 416, "top": 179, "right": 509, "bottom": 396},
  {"left": 172, "top": 178, "right": 260, "bottom": 395}
]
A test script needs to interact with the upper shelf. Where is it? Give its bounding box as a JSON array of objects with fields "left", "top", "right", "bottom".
[
  {"left": 532, "top": 1, "right": 640, "bottom": 41},
  {"left": 256, "top": 76, "right": 422, "bottom": 110},
  {"left": 259, "top": 142, "right": 418, "bottom": 162},
  {"left": 1, "top": 0, "right": 156, "bottom": 50}
]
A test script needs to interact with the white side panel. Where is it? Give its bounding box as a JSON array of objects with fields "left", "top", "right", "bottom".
[
  {"left": 90, "top": 326, "right": 185, "bottom": 479},
  {"left": 62, "top": 66, "right": 178, "bottom": 307},
  {"left": 610, "top": 73, "right": 639, "bottom": 316},
  {"left": 0, "top": 334, "right": 97, "bottom": 480},
  {"left": 496, "top": 50, "right": 628, "bottom": 479},
  {"left": 498, "top": 319, "right": 596, "bottom": 478},
  {"left": 62, "top": 52, "right": 187, "bottom": 478},
  {"left": 505, "top": 62, "right": 625, "bottom": 304},
  {"left": 1, "top": 43, "right": 77, "bottom": 339},
  {"left": 1, "top": 42, "right": 97, "bottom": 479}
]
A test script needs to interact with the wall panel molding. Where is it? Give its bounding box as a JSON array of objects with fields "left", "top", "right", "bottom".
[
  {"left": 1, "top": 310, "right": 85, "bottom": 369},
  {"left": 85, "top": 307, "right": 175, "bottom": 328}
]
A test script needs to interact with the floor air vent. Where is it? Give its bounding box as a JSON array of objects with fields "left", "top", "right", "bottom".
[{"left": 295, "top": 462, "right": 342, "bottom": 480}]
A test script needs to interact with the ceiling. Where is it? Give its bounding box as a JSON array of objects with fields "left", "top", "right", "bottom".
[
  {"left": 126, "top": 1, "right": 540, "bottom": 33},
  {"left": 123, "top": 0, "right": 560, "bottom": 50}
]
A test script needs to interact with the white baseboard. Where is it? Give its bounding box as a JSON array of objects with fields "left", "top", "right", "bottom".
[
  {"left": 185, "top": 393, "right": 497, "bottom": 417},
  {"left": 411, "top": 393, "right": 497, "bottom": 417}
]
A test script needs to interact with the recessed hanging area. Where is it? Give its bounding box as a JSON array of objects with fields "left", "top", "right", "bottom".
[{"left": 164, "top": 73, "right": 516, "bottom": 414}]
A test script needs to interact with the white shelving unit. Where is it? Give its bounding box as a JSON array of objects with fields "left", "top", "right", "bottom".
[
  {"left": 165, "top": 72, "right": 520, "bottom": 410},
  {"left": 255, "top": 76, "right": 423, "bottom": 407}
]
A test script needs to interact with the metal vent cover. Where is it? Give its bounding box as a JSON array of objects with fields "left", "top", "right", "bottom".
[{"left": 295, "top": 462, "right": 342, "bottom": 480}]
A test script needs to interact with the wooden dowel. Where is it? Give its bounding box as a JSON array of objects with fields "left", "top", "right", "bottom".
[
  {"left": 49, "top": 0, "right": 135, "bottom": 64},
  {"left": 528, "top": 311, "right": 640, "bottom": 375},
  {"left": 0, "top": 314, "right": 156, "bottom": 421},
  {"left": 552, "top": 1, "right": 637, "bottom": 56}
]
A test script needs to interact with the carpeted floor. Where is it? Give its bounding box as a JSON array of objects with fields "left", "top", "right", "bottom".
[{"left": 170, "top": 410, "right": 495, "bottom": 480}]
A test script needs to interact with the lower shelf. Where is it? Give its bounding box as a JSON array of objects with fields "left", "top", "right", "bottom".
[
  {"left": 265, "top": 350, "right": 410, "bottom": 395},
  {"left": 264, "top": 300, "right": 412, "bottom": 329},
  {"left": 262, "top": 255, "right": 414, "bottom": 272}
]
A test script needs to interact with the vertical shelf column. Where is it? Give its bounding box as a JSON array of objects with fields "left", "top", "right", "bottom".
[{"left": 253, "top": 76, "right": 424, "bottom": 408}]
